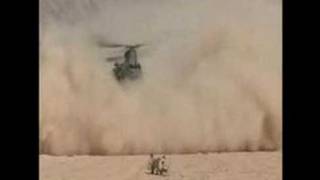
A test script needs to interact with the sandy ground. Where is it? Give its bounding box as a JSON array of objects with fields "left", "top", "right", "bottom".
[{"left": 40, "top": 151, "right": 281, "bottom": 180}]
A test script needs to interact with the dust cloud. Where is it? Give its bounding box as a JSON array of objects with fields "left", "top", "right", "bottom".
[{"left": 40, "top": 0, "right": 282, "bottom": 155}]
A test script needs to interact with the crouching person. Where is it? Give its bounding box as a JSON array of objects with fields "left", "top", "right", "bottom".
[{"left": 158, "top": 155, "right": 169, "bottom": 175}]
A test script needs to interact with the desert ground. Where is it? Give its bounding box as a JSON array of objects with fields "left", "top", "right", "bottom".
[{"left": 40, "top": 151, "right": 281, "bottom": 180}]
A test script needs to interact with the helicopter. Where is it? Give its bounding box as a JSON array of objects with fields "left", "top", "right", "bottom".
[{"left": 98, "top": 41, "right": 145, "bottom": 81}]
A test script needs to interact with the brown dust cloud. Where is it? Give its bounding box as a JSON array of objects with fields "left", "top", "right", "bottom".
[{"left": 40, "top": 0, "right": 282, "bottom": 155}]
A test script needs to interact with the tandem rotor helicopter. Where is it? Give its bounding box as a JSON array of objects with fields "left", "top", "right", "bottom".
[{"left": 97, "top": 41, "right": 145, "bottom": 81}]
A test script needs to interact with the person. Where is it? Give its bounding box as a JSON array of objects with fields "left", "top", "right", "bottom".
[
  {"left": 153, "top": 157, "right": 161, "bottom": 175},
  {"left": 147, "top": 154, "right": 156, "bottom": 174},
  {"left": 158, "top": 155, "right": 168, "bottom": 175}
]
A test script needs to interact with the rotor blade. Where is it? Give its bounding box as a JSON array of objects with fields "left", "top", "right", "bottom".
[
  {"left": 106, "top": 56, "right": 124, "bottom": 62},
  {"left": 97, "top": 40, "right": 127, "bottom": 48},
  {"left": 128, "top": 44, "right": 145, "bottom": 49},
  {"left": 97, "top": 39, "right": 147, "bottom": 48}
]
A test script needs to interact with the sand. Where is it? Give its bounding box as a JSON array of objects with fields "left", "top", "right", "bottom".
[{"left": 40, "top": 151, "right": 281, "bottom": 180}]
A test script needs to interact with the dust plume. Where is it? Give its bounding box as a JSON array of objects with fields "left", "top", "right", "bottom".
[{"left": 40, "top": 0, "right": 282, "bottom": 155}]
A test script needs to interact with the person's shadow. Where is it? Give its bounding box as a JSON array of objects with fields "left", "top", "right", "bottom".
[{"left": 144, "top": 171, "right": 169, "bottom": 177}]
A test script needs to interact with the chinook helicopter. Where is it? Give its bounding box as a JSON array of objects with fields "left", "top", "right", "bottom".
[{"left": 98, "top": 41, "right": 144, "bottom": 81}]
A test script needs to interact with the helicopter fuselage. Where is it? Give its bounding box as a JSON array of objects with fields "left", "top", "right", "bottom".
[
  {"left": 125, "top": 48, "right": 138, "bottom": 65},
  {"left": 113, "top": 48, "right": 142, "bottom": 81}
]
